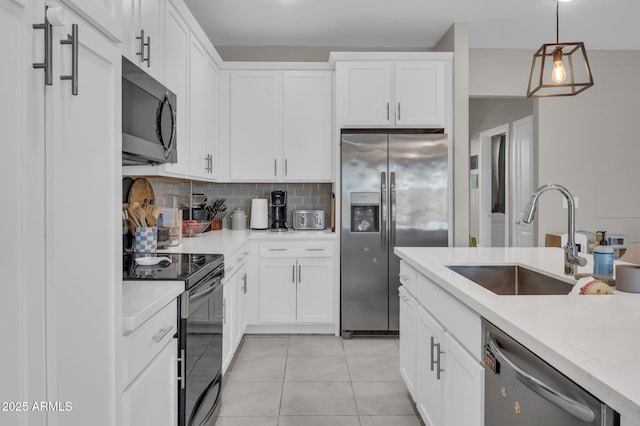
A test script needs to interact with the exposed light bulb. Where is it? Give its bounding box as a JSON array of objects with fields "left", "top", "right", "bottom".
[{"left": 551, "top": 48, "right": 566, "bottom": 83}]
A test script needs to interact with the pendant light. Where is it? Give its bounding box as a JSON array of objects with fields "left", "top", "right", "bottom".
[{"left": 527, "top": 0, "right": 594, "bottom": 97}]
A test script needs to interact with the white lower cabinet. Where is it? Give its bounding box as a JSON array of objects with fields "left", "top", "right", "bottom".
[
  {"left": 259, "top": 241, "right": 334, "bottom": 324},
  {"left": 399, "top": 286, "right": 418, "bottom": 398},
  {"left": 399, "top": 272, "right": 483, "bottom": 426},
  {"left": 123, "top": 339, "right": 177, "bottom": 426},
  {"left": 122, "top": 300, "right": 178, "bottom": 426},
  {"left": 222, "top": 244, "right": 251, "bottom": 372}
]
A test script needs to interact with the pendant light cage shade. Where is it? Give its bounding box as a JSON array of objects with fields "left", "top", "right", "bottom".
[{"left": 527, "top": 42, "right": 594, "bottom": 97}]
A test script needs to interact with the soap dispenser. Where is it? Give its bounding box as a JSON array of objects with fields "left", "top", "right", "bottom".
[{"left": 593, "top": 231, "right": 614, "bottom": 277}]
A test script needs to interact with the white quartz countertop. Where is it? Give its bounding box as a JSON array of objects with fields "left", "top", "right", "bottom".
[
  {"left": 122, "top": 280, "right": 184, "bottom": 334},
  {"left": 158, "top": 228, "right": 336, "bottom": 256},
  {"left": 394, "top": 247, "right": 640, "bottom": 421}
]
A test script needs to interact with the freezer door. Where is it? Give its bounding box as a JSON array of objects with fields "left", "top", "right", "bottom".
[
  {"left": 341, "top": 133, "right": 389, "bottom": 332},
  {"left": 388, "top": 134, "right": 448, "bottom": 330}
]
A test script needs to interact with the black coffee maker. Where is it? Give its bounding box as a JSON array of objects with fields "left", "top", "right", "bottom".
[{"left": 270, "top": 190, "right": 288, "bottom": 232}]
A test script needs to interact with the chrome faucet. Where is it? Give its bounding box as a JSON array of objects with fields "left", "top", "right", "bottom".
[{"left": 521, "top": 184, "right": 587, "bottom": 275}]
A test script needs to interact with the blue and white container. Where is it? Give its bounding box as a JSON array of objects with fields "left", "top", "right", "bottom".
[
  {"left": 593, "top": 245, "right": 614, "bottom": 277},
  {"left": 134, "top": 226, "right": 157, "bottom": 252}
]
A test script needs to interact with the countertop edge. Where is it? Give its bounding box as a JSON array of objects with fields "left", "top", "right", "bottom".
[{"left": 122, "top": 281, "right": 184, "bottom": 335}]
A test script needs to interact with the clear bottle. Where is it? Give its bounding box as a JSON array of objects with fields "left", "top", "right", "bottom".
[{"left": 593, "top": 232, "right": 614, "bottom": 277}]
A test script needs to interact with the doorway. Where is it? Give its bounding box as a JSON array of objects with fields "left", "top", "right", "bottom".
[{"left": 479, "top": 125, "right": 509, "bottom": 247}]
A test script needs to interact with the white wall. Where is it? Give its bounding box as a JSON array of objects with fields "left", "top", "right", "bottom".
[
  {"left": 436, "top": 23, "right": 470, "bottom": 246},
  {"left": 468, "top": 98, "right": 533, "bottom": 241},
  {"left": 471, "top": 48, "right": 640, "bottom": 244}
]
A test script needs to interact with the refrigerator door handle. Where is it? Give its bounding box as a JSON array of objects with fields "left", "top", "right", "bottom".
[
  {"left": 381, "top": 171, "right": 387, "bottom": 251},
  {"left": 390, "top": 172, "right": 396, "bottom": 248}
]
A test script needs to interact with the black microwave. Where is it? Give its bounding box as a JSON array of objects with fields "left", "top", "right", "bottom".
[{"left": 122, "top": 57, "right": 177, "bottom": 165}]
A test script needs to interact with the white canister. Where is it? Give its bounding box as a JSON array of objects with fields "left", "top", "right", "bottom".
[{"left": 231, "top": 208, "right": 248, "bottom": 230}]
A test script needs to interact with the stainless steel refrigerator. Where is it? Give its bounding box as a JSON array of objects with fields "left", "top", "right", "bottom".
[{"left": 341, "top": 131, "right": 449, "bottom": 335}]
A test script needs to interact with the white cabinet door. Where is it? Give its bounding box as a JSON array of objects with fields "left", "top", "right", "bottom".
[
  {"left": 229, "top": 71, "right": 283, "bottom": 180},
  {"left": 61, "top": 0, "right": 121, "bottom": 41},
  {"left": 342, "top": 63, "right": 392, "bottom": 126},
  {"left": 121, "top": 0, "right": 163, "bottom": 82},
  {"left": 417, "top": 305, "right": 445, "bottom": 426},
  {"left": 2, "top": 0, "right": 47, "bottom": 417},
  {"left": 204, "top": 58, "right": 219, "bottom": 180},
  {"left": 45, "top": 3, "right": 121, "bottom": 422},
  {"left": 283, "top": 71, "right": 332, "bottom": 181},
  {"left": 123, "top": 339, "right": 177, "bottom": 426},
  {"left": 162, "top": 3, "right": 190, "bottom": 176},
  {"left": 259, "top": 258, "right": 297, "bottom": 323},
  {"left": 443, "top": 333, "right": 484, "bottom": 426},
  {"left": 222, "top": 279, "right": 235, "bottom": 372},
  {"left": 399, "top": 287, "right": 418, "bottom": 399},
  {"left": 296, "top": 258, "right": 334, "bottom": 323},
  {"left": 188, "top": 35, "right": 208, "bottom": 179},
  {"left": 395, "top": 62, "right": 445, "bottom": 127}
]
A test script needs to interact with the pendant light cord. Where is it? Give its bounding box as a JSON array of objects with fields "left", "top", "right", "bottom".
[{"left": 556, "top": 0, "right": 560, "bottom": 44}]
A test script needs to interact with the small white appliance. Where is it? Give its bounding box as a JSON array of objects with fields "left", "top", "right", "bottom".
[{"left": 250, "top": 199, "right": 268, "bottom": 230}]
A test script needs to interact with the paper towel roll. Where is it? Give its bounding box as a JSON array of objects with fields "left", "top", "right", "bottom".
[
  {"left": 250, "top": 199, "right": 268, "bottom": 230},
  {"left": 615, "top": 264, "right": 640, "bottom": 293}
]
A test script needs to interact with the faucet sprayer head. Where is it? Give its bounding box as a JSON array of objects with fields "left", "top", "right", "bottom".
[{"left": 521, "top": 198, "right": 538, "bottom": 224}]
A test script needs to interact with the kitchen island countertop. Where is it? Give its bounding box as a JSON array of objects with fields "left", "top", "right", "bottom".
[{"left": 395, "top": 246, "right": 640, "bottom": 422}]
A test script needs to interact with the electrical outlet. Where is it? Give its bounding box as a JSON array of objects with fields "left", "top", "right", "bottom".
[{"left": 562, "top": 197, "right": 579, "bottom": 209}]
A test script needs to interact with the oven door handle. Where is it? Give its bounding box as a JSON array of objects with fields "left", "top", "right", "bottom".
[
  {"left": 189, "top": 282, "right": 219, "bottom": 302},
  {"left": 487, "top": 333, "right": 595, "bottom": 423}
]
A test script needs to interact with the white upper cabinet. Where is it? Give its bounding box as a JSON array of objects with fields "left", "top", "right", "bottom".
[
  {"left": 61, "top": 0, "right": 121, "bottom": 41},
  {"left": 161, "top": 2, "right": 190, "bottom": 176},
  {"left": 283, "top": 71, "right": 333, "bottom": 181},
  {"left": 339, "top": 59, "right": 449, "bottom": 128},
  {"left": 342, "top": 63, "right": 392, "bottom": 126},
  {"left": 121, "top": 0, "right": 164, "bottom": 82},
  {"left": 204, "top": 58, "right": 219, "bottom": 180},
  {"left": 229, "top": 70, "right": 283, "bottom": 181},
  {"left": 188, "top": 35, "right": 209, "bottom": 179},
  {"left": 395, "top": 62, "right": 445, "bottom": 127},
  {"left": 227, "top": 69, "right": 333, "bottom": 182}
]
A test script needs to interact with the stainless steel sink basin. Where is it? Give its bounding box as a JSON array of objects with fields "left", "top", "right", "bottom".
[{"left": 447, "top": 265, "right": 574, "bottom": 295}]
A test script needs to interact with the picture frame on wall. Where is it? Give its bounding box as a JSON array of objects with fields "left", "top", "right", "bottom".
[
  {"left": 470, "top": 173, "right": 478, "bottom": 189},
  {"left": 470, "top": 155, "right": 478, "bottom": 170}
]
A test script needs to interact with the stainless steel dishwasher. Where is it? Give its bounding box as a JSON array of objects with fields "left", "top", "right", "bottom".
[{"left": 482, "top": 319, "right": 619, "bottom": 425}]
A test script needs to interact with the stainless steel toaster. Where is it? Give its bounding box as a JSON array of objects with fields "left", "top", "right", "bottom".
[{"left": 293, "top": 210, "right": 325, "bottom": 230}]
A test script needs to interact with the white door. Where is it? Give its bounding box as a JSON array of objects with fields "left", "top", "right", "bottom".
[
  {"left": 399, "top": 287, "right": 418, "bottom": 399},
  {"left": 395, "top": 62, "right": 445, "bottom": 127},
  {"left": 342, "top": 63, "right": 392, "bottom": 126},
  {"left": 46, "top": 3, "right": 121, "bottom": 423},
  {"left": 123, "top": 339, "right": 177, "bottom": 426},
  {"left": 296, "top": 258, "right": 334, "bottom": 323},
  {"left": 443, "top": 333, "right": 484, "bottom": 426},
  {"left": 283, "top": 71, "right": 333, "bottom": 181},
  {"left": 138, "top": 0, "right": 164, "bottom": 82},
  {"left": 417, "top": 306, "right": 445, "bottom": 426},
  {"left": 61, "top": 0, "right": 121, "bottom": 40},
  {"left": 259, "top": 258, "right": 297, "bottom": 322},
  {"left": 229, "top": 71, "right": 283, "bottom": 180},
  {"left": 512, "top": 115, "right": 535, "bottom": 247},
  {"left": 1, "top": 0, "right": 47, "bottom": 420},
  {"left": 162, "top": 3, "right": 190, "bottom": 176}
]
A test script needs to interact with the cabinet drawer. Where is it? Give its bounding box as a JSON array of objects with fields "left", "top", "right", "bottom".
[
  {"left": 416, "top": 274, "right": 481, "bottom": 361},
  {"left": 225, "top": 242, "right": 252, "bottom": 278},
  {"left": 123, "top": 300, "right": 177, "bottom": 388},
  {"left": 260, "top": 240, "right": 334, "bottom": 258},
  {"left": 399, "top": 260, "right": 418, "bottom": 296}
]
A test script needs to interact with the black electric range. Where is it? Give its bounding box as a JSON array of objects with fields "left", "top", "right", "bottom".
[
  {"left": 123, "top": 251, "right": 225, "bottom": 426},
  {"left": 123, "top": 252, "right": 224, "bottom": 289}
]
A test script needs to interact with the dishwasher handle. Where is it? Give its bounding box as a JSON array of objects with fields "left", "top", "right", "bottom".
[{"left": 487, "top": 333, "right": 596, "bottom": 423}]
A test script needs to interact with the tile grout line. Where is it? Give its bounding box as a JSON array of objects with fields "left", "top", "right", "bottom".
[{"left": 276, "top": 334, "right": 291, "bottom": 425}]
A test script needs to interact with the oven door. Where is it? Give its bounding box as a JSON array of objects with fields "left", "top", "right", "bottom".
[{"left": 180, "top": 278, "right": 223, "bottom": 426}]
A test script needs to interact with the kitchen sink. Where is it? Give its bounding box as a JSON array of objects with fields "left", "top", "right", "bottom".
[{"left": 447, "top": 265, "right": 574, "bottom": 295}]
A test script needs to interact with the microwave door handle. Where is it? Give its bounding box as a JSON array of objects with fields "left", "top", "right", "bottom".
[
  {"left": 156, "top": 92, "right": 176, "bottom": 159},
  {"left": 487, "top": 334, "right": 595, "bottom": 423}
]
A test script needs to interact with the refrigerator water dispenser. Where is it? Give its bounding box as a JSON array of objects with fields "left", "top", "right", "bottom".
[{"left": 350, "top": 192, "right": 380, "bottom": 233}]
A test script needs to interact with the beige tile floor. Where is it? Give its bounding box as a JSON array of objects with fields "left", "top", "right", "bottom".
[{"left": 216, "top": 335, "right": 423, "bottom": 426}]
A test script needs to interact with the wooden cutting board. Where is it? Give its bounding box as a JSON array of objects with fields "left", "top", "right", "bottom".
[{"left": 128, "top": 178, "right": 155, "bottom": 206}]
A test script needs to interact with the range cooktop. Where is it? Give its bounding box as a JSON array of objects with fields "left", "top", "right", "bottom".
[{"left": 123, "top": 253, "right": 223, "bottom": 288}]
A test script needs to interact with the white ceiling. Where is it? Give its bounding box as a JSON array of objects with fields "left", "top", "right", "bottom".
[{"left": 183, "top": 0, "right": 640, "bottom": 51}]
